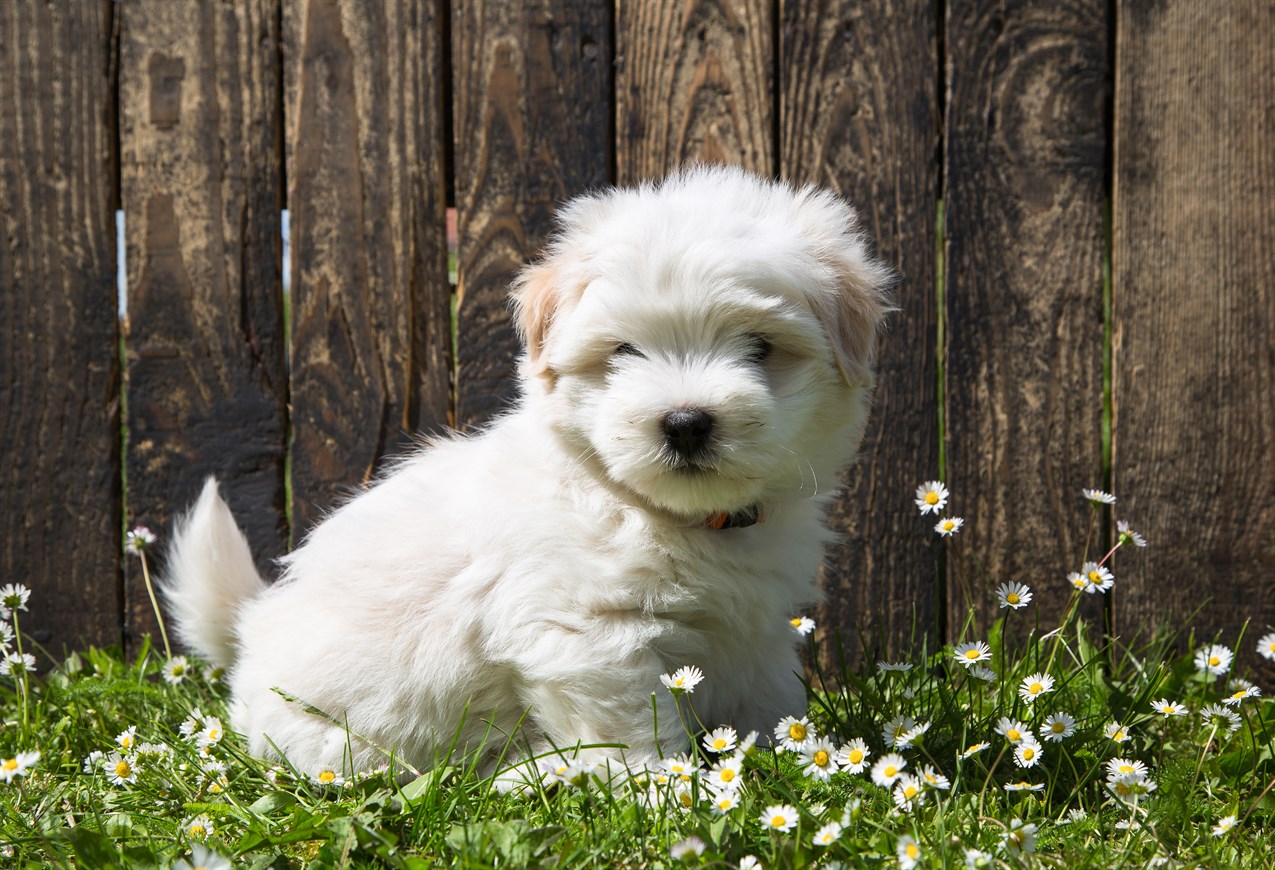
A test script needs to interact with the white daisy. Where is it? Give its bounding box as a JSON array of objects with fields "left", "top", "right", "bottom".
[
  {"left": 876, "top": 661, "right": 913, "bottom": 673},
  {"left": 0, "top": 750, "right": 40, "bottom": 783},
  {"left": 897, "top": 835, "right": 923, "bottom": 870},
  {"left": 960, "top": 741, "right": 990, "bottom": 759},
  {"left": 709, "top": 790, "right": 739, "bottom": 814},
  {"left": 1151, "top": 698, "right": 1189, "bottom": 717},
  {"left": 738, "top": 856, "right": 761, "bottom": 869},
  {"left": 954, "top": 640, "right": 992, "bottom": 667},
  {"left": 898, "top": 720, "right": 931, "bottom": 749},
  {"left": 1079, "top": 561, "right": 1114, "bottom": 593},
  {"left": 4, "top": 652, "right": 35, "bottom": 676},
  {"left": 669, "top": 836, "right": 706, "bottom": 860},
  {"left": 1067, "top": 570, "right": 1090, "bottom": 592},
  {"left": 163, "top": 656, "right": 190, "bottom": 684},
  {"left": 969, "top": 665, "right": 997, "bottom": 682},
  {"left": 311, "top": 767, "right": 345, "bottom": 787},
  {"left": 760, "top": 803, "right": 798, "bottom": 833},
  {"left": 1213, "top": 814, "right": 1237, "bottom": 836},
  {"left": 125, "top": 526, "right": 157, "bottom": 554},
  {"left": 893, "top": 774, "right": 926, "bottom": 810},
  {"left": 798, "top": 739, "right": 839, "bottom": 781},
  {"left": 179, "top": 708, "right": 207, "bottom": 739},
  {"left": 0, "top": 583, "right": 31, "bottom": 613},
  {"left": 173, "top": 846, "right": 232, "bottom": 870},
  {"left": 197, "top": 717, "right": 225, "bottom": 749},
  {"left": 705, "top": 754, "right": 743, "bottom": 791},
  {"left": 882, "top": 714, "right": 917, "bottom": 749},
  {"left": 183, "top": 815, "right": 214, "bottom": 840},
  {"left": 1082, "top": 488, "right": 1116, "bottom": 505},
  {"left": 1194, "top": 644, "right": 1233, "bottom": 677},
  {"left": 1013, "top": 739, "right": 1044, "bottom": 768},
  {"left": 1003, "top": 781, "right": 1044, "bottom": 793},
  {"left": 1018, "top": 672, "right": 1055, "bottom": 704},
  {"left": 1223, "top": 685, "right": 1261, "bottom": 707},
  {"left": 1116, "top": 520, "right": 1147, "bottom": 547},
  {"left": 660, "top": 753, "right": 697, "bottom": 783},
  {"left": 1040, "top": 711, "right": 1075, "bottom": 742},
  {"left": 935, "top": 516, "right": 964, "bottom": 537},
  {"left": 995, "top": 717, "right": 1031, "bottom": 744},
  {"left": 115, "top": 726, "right": 138, "bottom": 754},
  {"left": 774, "top": 716, "right": 813, "bottom": 753},
  {"left": 964, "top": 848, "right": 994, "bottom": 868},
  {"left": 106, "top": 752, "right": 139, "bottom": 786},
  {"left": 1004, "top": 818, "right": 1039, "bottom": 854},
  {"left": 82, "top": 750, "right": 105, "bottom": 774},
  {"left": 789, "top": 616, "right": 816, "bottom": 636},
  {"left": 1200, "top": 704, "right": 1242, "bottom": 734},
  {"left": 915, "top": 480, "right": 949, "bottom": 515},
  {"left": 1257, "top": 632, "right": 1275, "bottom": 663},
  {"left": 919, "top": 764, "right": 951, "bottom": 790},
  {"left": 997, "top": 581, "right": 1033, "bottom": 609},
  {"left": 702, "top": 725, "right": 737, "bottom": 754},
  {"left": 660, "top": 665, "right": 704, "bottom": 695},
  {"left": 1107, "top": 775, "right": 1157, "bottom": 803},
  {"left": 835, "top": 737, "right": 870, "bottom": 773},
  {"left": 870, "top": 752, "right": 907, "bottom": 787},
  {"left": 1106, "top": 757, "right": 1149, "bottom": 783},
  {"left": 1104, "top": 721, "right": 1131, "bottom": 743},
  {"left": 811, "top": 821, "right": 843, "bottom": 847}
]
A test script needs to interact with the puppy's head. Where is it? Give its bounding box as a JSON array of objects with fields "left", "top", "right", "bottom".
[{"left": 512, "top": 166, "right": 894, "bottom": 520}]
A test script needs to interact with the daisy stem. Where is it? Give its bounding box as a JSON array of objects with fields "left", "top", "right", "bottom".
[
  {"left": 11, "top": 609, "right": 29, "bottom": 731},
  {"left": 139, "top": 550, "right": 173, "bottom": 660},
  {"left": 1082, "top": 505, "right": 1096, "bottom": 562},
  {"left": 1095, "top": 539, "right": 1122, "bottom": 569},
  {"left": 977, "top": 743, "right": 1008, "bottom": 819},
  {"left": 1189, "top": 722, "right": 1219, "bottom": 794},
  {"left": 1043, "top": 593, "right": 1082, "bottom": 677}
]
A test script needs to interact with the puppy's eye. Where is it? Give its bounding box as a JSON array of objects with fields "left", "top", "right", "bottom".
[
  {"left": 613, "top": 342, "right": 644, "bottom": 359},
  {"left": 746, "top": 334, "right": 771, "bottom": 364}
]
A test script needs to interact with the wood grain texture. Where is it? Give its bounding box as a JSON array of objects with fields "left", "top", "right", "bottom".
[
  {"left": 0, "top": 0, "right": 120, "bottom": 651},
  {"left": 616, "top": 0, "right": 773, "bottom": 181},
  {"left": 1112, "top": 2, "right": 1275, "bottom": 648},
  {"left": 780, "top": 0, "right": 941, "bottom": 662},
  {"left": 120, "top": 0, "right": 286, "bottom": 645},
  {"left": 944, "top": 0, "right": 1108, "bottom": 633},
  {"left": 285, "top": 0, "right": 451, "bottom": 538},
  {"left": 452, "top": 0, "right": 612, "bottom": 427}
]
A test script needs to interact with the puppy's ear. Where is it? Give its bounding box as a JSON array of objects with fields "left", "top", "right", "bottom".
[
  {"left": 510, "top": 261, "right": 565, "bottom": 381},
  {"left": 813, "top": 253, "right": 897, "bottom": 389}
]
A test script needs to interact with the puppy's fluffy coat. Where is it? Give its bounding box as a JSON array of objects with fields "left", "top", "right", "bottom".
[{"left": 164, "top": 166, "right": 892, "bottom": 778}]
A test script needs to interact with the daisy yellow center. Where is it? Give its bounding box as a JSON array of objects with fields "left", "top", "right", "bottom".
[
  {"left": 883, "top": 764, "right": 898, "bottom": 777},
  {"left": 720, "top": 768, "right": 736, "bottom": 782},
  {"left": 790, "top": 618, "right": 802, "bottom": 628},
  {"left": 713, "top": 738, "right": 727, "bottom": 750},
  {"left": 1022, "top": 747, "right": 1036, "bottom": 760},
  {"left": 906, "top": 843, "right": 920, "bottom": 859},
  {"left": 1163, "top": 706, "right": 1176, "bottom": 714},
  {"left": 208, "top": 729, "right": 220, "bottom": 741},
  {"left": 189, "top": 824, "right": 206, "bottom": 838},
  {"left": 1007, "top": 593, "right": 1020, "bottom": 604},
  {"left": 673, "top": 676, "right": 685, "bottom": 686},
  {"left": 848, "top": 749, "right": 864, "bottom": 764},
  {"left": 1007, "top": 729, "right": 1022, "bottom": 742},
  {"left": 1051, "top": 722, "right": 1065, "bottom": 733},
  {"left": 1029, "top": 682, "right": 1043, "bottom": 694},
  {"left": 965, "top": 649, "right": 981, "bottom": 660},
  {"left": 120, "top": 736, "right": 132, "bottom": 748},
  {"left": 1088, "top": 571, "right": 1101, "bottom": 583},
  {"left": 2, "top": 759, "right": 16, "bottom": 772},
  {"left": 1118, "top": 763, "right": 1134, "bottom": 773},
  {"left": 115, "top": 760, "right": 131, "bottom": 778},
  {"left": 679, "top": 792, "right": 693, "bottom": 807},
  {"left": 943, "top": 521, "right": 955, "bottom": 531},
  {"left": 1209, "top": 656, "right": 1221, "bottom": 667},
  {"left": 318, "top": 770, "right": 336, "bottom": 784},
  {"left": 1010, "top": 832, "right": 1025, "bottom": 845},
  {"left": 770, "top": 815, "right": 788, "bottom": 828},
  {"left": 925, "top": 492, "right": 939, "bottom": 505},
  {"left": 789, "top": 723, "right": 807, "bottom": 741},
  {"left": 1073, "top": 576, "right": 1087, "bottom": 587},
  {"left": 172, "top": 664, "right": 185, "bottom": 675},
  {"left": 1231, "top": 691, "right": 1246, "bottom": 700},
  {"left": 1113, "top": 730, "right": 1126, "bottom": 741},
  {"left": 1115, "top": 782, "right": 1132, "bottom": 796},
  {"left": 813, "top": 750, "right": 830, "bottom": 767},
  {"left": 718, "top": 798, "right": 733, "bottom": 810},
  {"left": 903, "top": 784, "right": 919, "bottom": 799}
]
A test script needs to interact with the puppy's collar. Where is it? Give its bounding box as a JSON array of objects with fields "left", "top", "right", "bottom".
[{"left": 705, "top": 505, "right": 764, "bottom": 530}]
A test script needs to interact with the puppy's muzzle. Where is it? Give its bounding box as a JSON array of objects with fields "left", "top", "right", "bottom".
[{"left": 662, "top": 407, "right": 715, "bottom": 462}]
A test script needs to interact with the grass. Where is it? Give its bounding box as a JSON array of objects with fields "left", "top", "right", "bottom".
[{"left": 2, "top": 497, "right": 1273, "bottom": 868}]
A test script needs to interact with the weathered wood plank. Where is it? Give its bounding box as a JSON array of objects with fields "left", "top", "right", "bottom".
[
  {"left": 285, "top": 0, "right": 451, "bottom": 537},
  {"left": 452, "top": 0, "right": 612, "bottom": 427},
  {"left": 120, "top": 0, "right": 286, "bottom": 646},
  {"left": 0, "top": 0, "right": 120, "bottom": 651},
  {"left": 780, "top": 0, "right": 941, "bottom": 662},
  {"left": 944, "top": 0, "right": 1108, "bottom": 634},
  {"left": 1112, "top": 2, "right": 1275, "bottom": 650},
  {"left": 616, "top": 0, "right": 773, "bottom": 181}
]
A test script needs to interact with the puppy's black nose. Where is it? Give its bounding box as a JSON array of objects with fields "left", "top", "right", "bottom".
[{"left": 662, "top": 408, "right": 714, "bottom": 460}]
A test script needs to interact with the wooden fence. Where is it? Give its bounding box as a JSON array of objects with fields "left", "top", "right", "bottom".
[{"left": 2, "top": 1, "right": 1272, "bottom": 669}]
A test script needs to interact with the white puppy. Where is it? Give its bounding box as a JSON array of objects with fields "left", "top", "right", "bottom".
[{"left": 163, "top": 165, "right": 892, "bottom": 779}]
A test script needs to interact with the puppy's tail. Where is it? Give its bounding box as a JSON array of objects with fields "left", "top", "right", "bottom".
[{"left": 160, "top": 477, "right": 268, "bottom": 668}]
